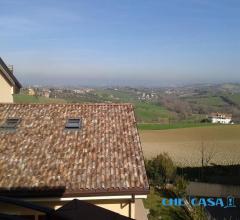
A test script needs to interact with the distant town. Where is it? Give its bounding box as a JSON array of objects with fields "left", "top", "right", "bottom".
[{"left": 16, "top": 83, "right": 240, "bottom": 126}]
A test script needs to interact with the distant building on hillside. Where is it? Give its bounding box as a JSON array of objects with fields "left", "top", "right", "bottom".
[
  {"left": 28, "top": 88, "right": 36, "bottom": 96},
  {"left": 208, "top": 112, "right": 233, "bottom": 124},
  {"left": 43, "top": 90, "right": 50, "bottom": 98},
  {"left": 37, "top": 89, "right": 51, "bottom": 98}
]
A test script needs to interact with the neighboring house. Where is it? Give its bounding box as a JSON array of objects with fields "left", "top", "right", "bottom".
[
  {"left": 0, "top": 103, "right": 149, "bottom": 219},
  {"left": 208, "top": 112, "right": 232, "bottom": 124},
  {"left": 0, "top": 57, "right": 22, "bottom": 103}
]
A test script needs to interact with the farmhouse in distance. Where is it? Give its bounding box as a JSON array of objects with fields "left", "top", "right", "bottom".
[{"left": 208, "top": 112, "right": 233, "bottom": 124}]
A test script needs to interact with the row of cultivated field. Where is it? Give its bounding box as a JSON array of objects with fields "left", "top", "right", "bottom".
[{"left": 140, "top": 125, "right": 240, "bottom": 167}]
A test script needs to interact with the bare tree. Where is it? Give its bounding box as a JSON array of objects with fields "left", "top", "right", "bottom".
[
  {"left": 200, "top": 141, "right": 217, "bottom": 167},
  {"left": 199, "top": 140, "right": 218, "bottom": 179}
]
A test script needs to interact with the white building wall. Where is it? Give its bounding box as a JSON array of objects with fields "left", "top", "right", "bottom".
[{"left": 211, "top": 118, "right": 231, "bottom": 124}]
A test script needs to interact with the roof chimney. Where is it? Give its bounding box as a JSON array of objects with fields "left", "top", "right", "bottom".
[{"left": 8, "top": 65, "right": 14, "bottom": 73}]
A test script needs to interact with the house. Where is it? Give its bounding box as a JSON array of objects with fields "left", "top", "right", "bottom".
[
  {"left": 36, "top": 89, "right": 51, "bottom": 98},
  {"left": 0, "top": 103, "right": 149, "bottom": 219},
  {"left": 208, "top": 112, "right": 232, "bottom": 124},
  {"left": 0, "top": 57, "right": 22, "bottom": 103},
  {"left": 43, "top": 90, "right": 50, "bottom": 98}
]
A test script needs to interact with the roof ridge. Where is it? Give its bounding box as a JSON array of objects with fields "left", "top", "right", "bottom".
[{"left": 0, "top": 103, "right": 133, "bottom": 106}]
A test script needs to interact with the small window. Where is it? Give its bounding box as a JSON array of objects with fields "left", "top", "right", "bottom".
[
  {"left": 0, "top": 118, "right": 20, "bottom": 130},
  {"left": 65, "top": 118, "right": 81, "bottom": 130}
]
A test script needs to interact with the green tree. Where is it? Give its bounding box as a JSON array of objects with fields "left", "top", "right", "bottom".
[{"left": 146, "top": 153, "right": 176, "bottom": 188}]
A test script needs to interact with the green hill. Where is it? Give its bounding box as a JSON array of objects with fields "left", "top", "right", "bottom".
[{"left": 13, "top": 94, "right": 66, "bottom": 104}]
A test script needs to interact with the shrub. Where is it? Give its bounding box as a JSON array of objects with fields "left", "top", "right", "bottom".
[{"left": 146, "top": 153, "right": 176, "bottom": 188}]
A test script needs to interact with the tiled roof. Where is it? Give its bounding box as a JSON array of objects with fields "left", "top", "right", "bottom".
[
  {"left": 0, "top": 104, "right": 149, "bottom": 197},
  {"left": 209, "top": 112, "right": 232, "bottom": 119}
]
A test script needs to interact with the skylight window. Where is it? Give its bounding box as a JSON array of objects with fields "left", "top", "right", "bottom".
[
  {"left": 0, "top": 118, "right": 20, "bottom": 130},
  {"left": 65, "top": 118, "right": 81, "bottom": 130}
]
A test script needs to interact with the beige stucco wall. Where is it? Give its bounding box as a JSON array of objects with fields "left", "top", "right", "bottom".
[
  {"left": 92, "top": 200, "right": 135, "bottom": 218},
  {"left": 0, "top": 72, "right": 14, "bottom": 103},
  {"left": 0, "top": 199, "right": 135, "bottom": 219}
]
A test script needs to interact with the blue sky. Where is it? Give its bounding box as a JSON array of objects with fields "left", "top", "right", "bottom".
[{"left": 1, "top": 0, "right": 240, "bottom": 86}]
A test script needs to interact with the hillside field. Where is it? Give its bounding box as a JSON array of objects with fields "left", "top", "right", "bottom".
[
  {"left": 137, "top": 122, "right": 215, "bottom": 130},
  {"left": 14, "top": 94, "right": 66, "bottom": 103},
  {"left": 140, "top": 125, "right": 240, "bottom": 167}
]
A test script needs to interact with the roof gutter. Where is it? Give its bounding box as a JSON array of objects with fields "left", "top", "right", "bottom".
[
  {"left": 0, "top": 187, "right": 150, "bottom": 198},
  {"left": 23, "top": 194, "right": 147, "bottom": 202}
]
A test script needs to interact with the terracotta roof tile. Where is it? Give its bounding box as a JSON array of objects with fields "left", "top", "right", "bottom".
[{"left": 0, "top": 103, "right": 149, "bottom": 197}]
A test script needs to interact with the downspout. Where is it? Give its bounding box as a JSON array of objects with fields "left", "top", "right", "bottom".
[{"left": 129, "top": 194, "right": 135, "bottom": 218}]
